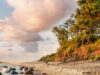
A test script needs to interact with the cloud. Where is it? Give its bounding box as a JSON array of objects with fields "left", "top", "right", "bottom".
[
  {"left": 0, "top": 0, "right": 77, "bottom": 42},
  {"left": 0, "top": 0, "right": 78, "bottom": 61},
  {"left": 20, "top": 42, "right": 38, "bottom": 53}
]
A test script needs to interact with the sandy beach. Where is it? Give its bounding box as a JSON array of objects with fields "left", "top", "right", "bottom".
[
  {"left": 0, "top": 61, "right": 100, "bottom": 75},
  {"left": 19, "top": 61, "right": 100, "bottom": 75}
]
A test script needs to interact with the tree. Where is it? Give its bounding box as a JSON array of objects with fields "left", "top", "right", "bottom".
[
  {"left": 65, "top": 15, "right": 77, "bottom": 38},
  {"left": 76, "top": 0, "right": 100, "bottom": 34},
  {"left": 53, "top": 0, "right": 100, "bottom": 45},
  {"left": 43, "top": 0, "right": 100, "bottom": 62},
  {"left": 69, "top": 0, "right": 100, "bottom": 44},
  {"left": 52, "top": 25, "right": 68, "bottom": 45}
]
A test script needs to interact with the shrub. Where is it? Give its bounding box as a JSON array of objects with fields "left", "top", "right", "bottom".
[
  {"left": 93, "top": 55, "right": 100, "bottom": 61},
  {"left": 96, "top": 39, "right": 100, "bottom": 45},
  {"left": 85, "top": 45, "right": 98, "bottom": 53},
  {"left": 40, "top": 53, "right": 56, "bottom": 61}
]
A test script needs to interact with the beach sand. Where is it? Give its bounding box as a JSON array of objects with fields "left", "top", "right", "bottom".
[
  {"left": 0, "top": 61, "right": 100, "bottom": 75},
  {"left": 19, "top": 61, "right": 100, "bottom": 75}
]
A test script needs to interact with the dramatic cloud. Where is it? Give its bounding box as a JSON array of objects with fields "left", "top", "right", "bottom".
[
  {"left": 0, "top": 0, "right": 78, "bottom": 61},
  {"left": 0, "top": 0, "right": 77, "bottom": 42}
]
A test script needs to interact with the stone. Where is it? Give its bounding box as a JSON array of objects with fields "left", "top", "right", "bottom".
[
  {"left": 11, "top": 71, "right": 18, "bottom": 74},
  {"left": 3, "top": 66, "right": 8, "bottom": 68},
  {"left": 20, "top": 66, "right": 25, "bottom": 70},
  {"left": 42, "top": 73, "right": 48, "bottom": 75},
  {"left": 0, "top": 72, "right": 2, "bottom": 75},
  {"left": 24, "top": 70, "right": 33, "bottom": 74},
  {"left": 11, "top": 68, "right": 16, "bottom": 71},
  {"left": 24, "top": 67, "right": 28, "bottom": 71},
  {"left": 83, "top": 72, "right": 92, "bottom": 75},
  {"left": 20, "top": 72, "right": 24, "bottom": 74},
  {"left": 29, "top": 67, "right": 34, "bottom": 71}
]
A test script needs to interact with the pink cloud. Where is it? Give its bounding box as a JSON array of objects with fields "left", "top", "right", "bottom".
[
  {"left": 0, "top": 0, "right": 78, "bottom": 61},
  {"left": 0, "top": 0, "right": 77, "bottom": 42}
]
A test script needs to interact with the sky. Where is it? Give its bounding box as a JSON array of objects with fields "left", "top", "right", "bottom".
[{"left": 0, "top": 0, "right": 78, "bottom": 62}]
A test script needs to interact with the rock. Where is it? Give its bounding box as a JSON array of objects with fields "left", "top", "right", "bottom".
[
  {"left": 0, "top": 61, "right": 2, "bottom": 63},
  {"left": 42, "top": 73, "right": 48, "bottom": 75},
  {"left": 24, "top": 70, "right": 33, "bottom": 74},
  {"left": 24, "top": 67, "right": 28, "bottom": 71},
  {"left": 29, "top": 67, "right": 34, "bottom": 71},
  {"left": 3, "top": 66, "right": 8, "bottom": 68},
  {"left": 83, "top": 72, "right": 92, "bottom": 75},
  {"left": 10, "top": 68, "right": 16, "bottom": 71},
  {"left": 11, "top": 71, "right": 18, "bottom": 74},
  {"left": 20, "top": 72, "right": 24, "bottom": 74},
  {"left": 0, "top": 72, "right": 2, "bottom": 75},
  {"left": 20, "top": 66, "right": 25, "bottom": 70},
  {"left": 23, "top": 67, "right": 34, "bottom": 74}
]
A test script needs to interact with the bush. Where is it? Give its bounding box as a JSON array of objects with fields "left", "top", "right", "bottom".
[
  {"left": 64, "top": 47, "right": 73, "bottom": 58},
  {"left": 85, "top": 45, "right": 98, "bottom": 53},
  {"left": 40, "top": 53, "right": 56, "bottom": 61},
  {"left": 93, "top": 55, "right": 100, "bottom": 61},
  {"left": 96, "top": 39, "right": 100, "bottom": 45}
]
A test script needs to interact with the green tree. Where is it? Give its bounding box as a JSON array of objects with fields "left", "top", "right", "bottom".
[
  {"left": 53, "top": 25, "right": 68, "bottom": 45},
  {"left": 40, "top": 0, "right": 100, "bottom": 62},
  {"left": 76, "top": 0, "right": 100, "bottom": 34},
  {"left": 65, "top": 15, "right": 77, "bottom": 38},
  {"left": 69, "top": 0, "right": 100, "bottom": 44}
]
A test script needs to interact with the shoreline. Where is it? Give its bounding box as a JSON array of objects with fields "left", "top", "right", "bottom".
[
  {"left": 0, "top": 61, "right": 100, "bottom": 75},
  {"left": 20, "top": 61, "right": 100, "bottom": 75}
]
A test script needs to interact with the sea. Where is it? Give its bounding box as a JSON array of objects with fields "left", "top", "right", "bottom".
[
  {"left": 0, "top": 64, "right": 22, "bottom": 75},
  {"left": 0, "top": 64, "right": 42, "bottom": 75}
]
